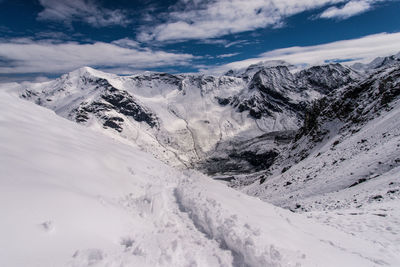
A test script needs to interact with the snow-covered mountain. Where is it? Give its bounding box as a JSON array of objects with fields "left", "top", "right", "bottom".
[
  {"left": 1, "top": 81, "right": 399, "bottom": 267},
  {"left": 2, "top": 53, "right": 400, "bottom": 266},
  {"left": 19, "top": 61, "right": 360, "bottom": 175}
]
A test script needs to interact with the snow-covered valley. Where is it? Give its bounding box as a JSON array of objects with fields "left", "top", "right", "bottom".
[{"left": 1, "top": 55, "right": 400, "bottom": 266}]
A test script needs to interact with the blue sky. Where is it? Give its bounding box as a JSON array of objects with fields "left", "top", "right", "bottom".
[{"left": 0, "top": 0, "right": 400, "bottom": 81}]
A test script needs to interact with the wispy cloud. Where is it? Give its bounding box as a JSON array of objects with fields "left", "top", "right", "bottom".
[
  {"left": 319, "top": 0, "right": 374, "bottom": 19},
  {"left": 204, "top": 32, "right": 400, "bottom": 73},
  {"left": 37, "top": 0, "right": 130, "bottom": 27},
  {"left": 197, "top": 39, "right": 254, "bottom": 48},
  {"left": 137, "top": 0, "right": 352, "bottom": 42},
  {"left": 33, "top": 31, "right": 77, "bottom": 41},
  {"left": 224, "top": 40, "right": 254, "bottom": 48},
  {"left": 216, "top": 53, "right": 240, "bottom": 59},
  {"left": 0, "top": 38, "right": 194, "bottom": 75},
  {"left": 197, "top": 39, "right": 229, "bottom": 46}
]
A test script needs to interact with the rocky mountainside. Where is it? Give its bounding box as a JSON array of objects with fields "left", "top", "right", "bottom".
[
  {"left": 237, "top": 56, "right": 400, "bottom": 205},
  {"left": 216, "top": 56, "right": 400, "bottom": 257},
  {"left": 19, "top": 61, "right": 360, "bottom": 174}
]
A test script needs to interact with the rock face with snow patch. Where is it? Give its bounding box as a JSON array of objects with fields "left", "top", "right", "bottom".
[{"left": 296, "top": 63, "right": 360, "bottom": 94}]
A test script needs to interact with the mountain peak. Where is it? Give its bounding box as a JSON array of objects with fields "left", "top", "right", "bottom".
[
  {"left": 66, "top": 66, "right": 117, "bottom": 81},
  {"left": 352, "top": 52, "right": 400, "bottom": 71},
  {"left": 73, "top": 66, "right": 97, "bottom": 75},
  {"left": 225, "top": 60, "right": 292, "bottom": 79}
]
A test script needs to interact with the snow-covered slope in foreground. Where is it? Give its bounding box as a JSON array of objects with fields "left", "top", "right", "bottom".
[{"left": 1, "top": 87, "right": 398, "bottom": 266}]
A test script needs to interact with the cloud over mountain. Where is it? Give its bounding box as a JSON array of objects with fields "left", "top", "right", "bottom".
[
  {"left": 0, "top": 38, "right": 194, "bottom": 74},
  {"left": 205, "top": 32, "right": 400, "bottom": 73}
]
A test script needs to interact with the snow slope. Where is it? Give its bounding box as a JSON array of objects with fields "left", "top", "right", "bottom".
[
  {"left": 1, "top": 86, "right": 398, "bottom": 266},
  {"left": 0, "top": 85, "right": 233, "bottom": 267}
]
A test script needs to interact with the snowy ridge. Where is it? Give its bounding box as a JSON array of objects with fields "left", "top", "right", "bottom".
[{"left": 1, "top": 88, "right": 398, "bottom": 266}]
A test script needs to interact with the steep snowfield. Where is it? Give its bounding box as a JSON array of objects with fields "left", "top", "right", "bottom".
[{"left": 1, "top": 87, "right": 398, "bottom": 266}]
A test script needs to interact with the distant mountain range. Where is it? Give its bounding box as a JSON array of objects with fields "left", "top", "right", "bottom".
[
  {"left": 18, "top": 53, "right": 400, "bottom": 199},
  {"left": 19, "top": 56, "right": 384, "bottom": 175}
]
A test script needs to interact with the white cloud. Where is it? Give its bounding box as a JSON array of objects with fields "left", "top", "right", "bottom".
[
  {"left": 205, "top": 32, "right": 400, "bottom": 73},
  {"left": 320, "top": 0, "right": 372, "bottom": 19},
  {"left": 137, "top": 0, "right": 351, "bottom": 42},
  {"left": 0, "top": 38, "right": 194, "bottom": 75},
  {"left": 37, "top": 0, "right": 130, "bottom": 27}
]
